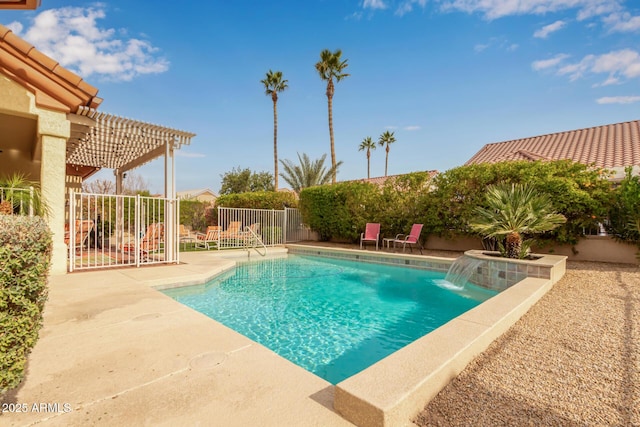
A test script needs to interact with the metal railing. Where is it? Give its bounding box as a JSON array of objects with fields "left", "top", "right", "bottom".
[
  {"left": 66, "top": 191, "right": 179, "bottom": 271},
  {"left": 242, "top": 224, "right": 267, "bottom": 256},
  {"left": 215, "top": 207, "right": 317, "bottom": 250},
  {"left": 0, "top": 186, "right": 34, "bottom": 216}
]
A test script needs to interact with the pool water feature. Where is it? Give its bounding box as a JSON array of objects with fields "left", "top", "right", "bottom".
[{"left": 162, "top": 254, "right": 496, "bottom": 384}]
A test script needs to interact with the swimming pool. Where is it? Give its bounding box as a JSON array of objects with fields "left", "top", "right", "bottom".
[{"left": 162, "top": 254, "right": 496, "bottom": 384}]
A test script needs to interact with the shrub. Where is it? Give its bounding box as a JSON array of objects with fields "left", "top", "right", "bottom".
[
  {"left": 299, "top": 182, "right": 380, "bottom": 241},
  {"left": 0, "top": 215, "right": 52, "bottom": 396},
  {"left": 425, "top": 161, "right": 610, "bottom": 245},
  {"left": 216, "top": 191, "right": 297, "bottom": 210},
  {"left": 607, "top": 167, "right": 640, "bottom": 243},
  {"left": 179, "top": 200, "right": 210, "bottom": 232}
]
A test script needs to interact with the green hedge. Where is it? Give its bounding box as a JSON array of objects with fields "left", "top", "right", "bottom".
[
  {"left": 0, "top": 215, "right": 52, "bottom": 396},
  {"left": 216, "top": 191, "right": 298, "bottom": 210},
  {"left": 299, "top": 162, "right": 612, "bottom": 246},
  {"left": 299, "top": 182, "right": 381, "bottom": 241}
]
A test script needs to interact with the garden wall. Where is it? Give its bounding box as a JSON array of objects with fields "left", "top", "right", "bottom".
[{"left": 425, "top": 234, "right": 638, "bottom": 264}]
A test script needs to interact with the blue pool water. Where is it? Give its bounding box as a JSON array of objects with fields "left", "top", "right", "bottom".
[{"left": 162, "top": 255, "right": 496, "bottom": 384}]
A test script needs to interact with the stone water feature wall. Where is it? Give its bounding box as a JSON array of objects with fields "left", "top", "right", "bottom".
[{"left": 463, "top": 250, "right": 567, "bottom": 291}]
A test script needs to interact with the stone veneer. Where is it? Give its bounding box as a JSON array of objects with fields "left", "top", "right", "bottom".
[
  {"left": 286, "top": 245, "right": 453, "bottom": 273},
  {"left": 463, "top": 249, "right": 567, "bottom": 292}
]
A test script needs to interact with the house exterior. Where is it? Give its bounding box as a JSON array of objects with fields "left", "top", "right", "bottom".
[
  {"left": 177, "top": 188, "right": 217, "bottom": 203},
  {"left": 465, "top": 119, "right": 640, "bottom": 180},
  {"left": 0, "top": 24, "right": 195, "bottom": 274}
]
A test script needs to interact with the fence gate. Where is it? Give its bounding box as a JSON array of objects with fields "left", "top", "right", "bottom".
[{"left": 66, "top": 191, "right": 179, "bottom": 272}]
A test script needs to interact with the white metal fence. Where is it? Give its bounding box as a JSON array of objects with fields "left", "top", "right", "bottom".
[
  {"left": 212, "top": 207, "right": 316, "bottom": 250},
  {"left": 0, "top": 186, "right": 34, "bottom": 216},
  {"left": 66, "top": 191, "right": 179, "bottom": 271}
]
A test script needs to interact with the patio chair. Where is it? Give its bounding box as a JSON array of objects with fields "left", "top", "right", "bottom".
[
  {"left": 195, "top": 226, "right": 221, "bottom": 250},
  {"left": 360, "top": 223, "right": 380, "bottom": 250},
  {"left": 121, "top": 222, "right": 164, "bottom": 260},
  {"left": 64, "top": 219, "right": 94, "bottom": 251},
  {"left": 391, "top": 224, "right": 423, "bottom": 254}
]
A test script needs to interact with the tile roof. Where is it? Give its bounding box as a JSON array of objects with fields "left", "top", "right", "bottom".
[
  {"left": 465, "top": 119, "right": 640, "bottom": 169},
  {"left": 0, "top": 24, "right": 102, "bottom": 113}
]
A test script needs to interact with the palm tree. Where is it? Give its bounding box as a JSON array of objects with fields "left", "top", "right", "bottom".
[
  {"left": 279, "top": 153, "right": 343, "bottom": 193},
  {"left": 378, "top": 130, "right": 396, "bottom": 177},
  {"left": 315, "top": 49, "right": 350, "bottom": 184},
  {"left": 358, "top": 136, "right": 377, "bottom": 179},
  {"left": 0, "top": 173, "right": 47, "bottom": 216},
  {"left": 469, "top": 182, "right": 566, "bottom": 258},
  {"left": 261, "top": 70, "right": 288, "bottom": 191}
]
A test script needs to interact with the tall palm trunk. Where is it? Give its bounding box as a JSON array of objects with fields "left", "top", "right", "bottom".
[
  {"left": 326, "top": 79, "right": 336, "bottom": 183},
  {"left": 366, "top": 150, "right": 371, "bottom": 179},
  {"left": 272, "top": 92, "right": 279, "bottom": 190},
  {"left": 385, "top": 145, "right": 390, "bottom": 177}
]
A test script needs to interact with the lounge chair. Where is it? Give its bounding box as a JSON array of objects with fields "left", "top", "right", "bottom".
[
  {"left": 360, "top": 223, "right": 380, "bottom": 250},
  {"left": 219, "top": 221, "right": 242, "bottom": 240},
  {"left": 121, "top": 223, "right": 164, "bottom": 260},
  {"left": 238, "top": 223, "right": 262, "bottom": 245},
  {"left": 195, "top": 226, "right": 221, "bottom": 250},
  {"left": 64, "top": 219, "right": 94, "bottom": 252},
  {"left": 391, "top": 223, "right": 423, "bottom": 254}
]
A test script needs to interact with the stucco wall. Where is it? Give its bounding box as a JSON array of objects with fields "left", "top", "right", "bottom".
[{"left": 425, "top": 233, "right": 639, "bottom": 265}]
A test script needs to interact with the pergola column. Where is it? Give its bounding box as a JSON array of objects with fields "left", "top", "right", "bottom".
[{"left": 38, "top": 112, "right": 70, "bottom": 275}]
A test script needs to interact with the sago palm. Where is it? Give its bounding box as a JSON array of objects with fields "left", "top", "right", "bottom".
[
  {"left": 358, "top": 136, "right": 376, "bottom": 179},
  {"left": 378, "top": 130, "right": 396, "bottom": 177},
  {"left": 261, "top": 70, "right": 288, "bottom": 191},
  {"left": 279, "top": 153, "right": 342, "bottom": 193},
  {"left": 469, "top": 182, "right": 566, "bottom": 258},
  {"left": 315, "top": 49, "right": 349, "bottom": 183}
]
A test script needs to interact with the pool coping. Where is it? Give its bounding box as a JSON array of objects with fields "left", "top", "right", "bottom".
[{"left": 287, "top": 244, "right": 567, "bottom": 427}]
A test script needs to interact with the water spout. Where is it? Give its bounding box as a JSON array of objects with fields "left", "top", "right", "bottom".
[{"left": 441, "top": 256, "right": 485, "bottom": 290}]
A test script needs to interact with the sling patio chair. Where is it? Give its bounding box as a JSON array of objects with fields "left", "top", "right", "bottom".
[
  {"left": 391, "top": 223, "right": 424, "bottom": 254},
  {"left": 195, "top": 226, "right": 221, "bottom": 250},
  {"left": 64, "top": 219, "right": 94, "bottom": 252},
  {"left": 121, "top": 222, "right": 164, "bottom": 261},
  {"left": 360, "top": 222, "right": 380, "bottom": 250}
]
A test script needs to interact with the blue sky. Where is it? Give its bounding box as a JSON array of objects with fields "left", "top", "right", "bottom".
[{"left": 2, "top": 0, "right": 639, "bottom": 194}]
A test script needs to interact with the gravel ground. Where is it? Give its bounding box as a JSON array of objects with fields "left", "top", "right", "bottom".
[{"left": 414, "top": 261, "right": 640, "bottom": 427}]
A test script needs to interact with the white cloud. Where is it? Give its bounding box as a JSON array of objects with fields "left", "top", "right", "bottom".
[
  {"left": 439, "top": 0, "right": 622, "bottom": 20},
  {"left": 603, "top": 12, "right": 640, "bottom": 32},
  {"left": 14, "top": 6, "right": 168, "bottom": 82},
  {"left": 534, "top": 49, "right": 640, "bottom": 85},
  {"left": 534, "top": 20, "right": 567, "bottom": 38},
  {"left": 531, "top": 53, "right": 570, "bottom": 70},
  {"left": 5, "top": 21, "right": 23, "bottom": 34},
  {"left": 363, "top": 0, "right": 388, "bottom": 10},
  {"left": 395, "top": 0, "right": 428, "bottom": 16},
  {"left": 474, "top": 43, "right": 490, "bottom": 52},
  {"left": 596, "top": 95, "right": 640, "bottom": 104},
  {"left": 384, "top": 125, "right": 398, "bottom": 130},
  {"left": 404, "top": 125, "right": 421, "bottom": 131}
]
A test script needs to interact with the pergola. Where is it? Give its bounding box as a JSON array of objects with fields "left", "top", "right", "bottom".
[
  {"left": 66, "top": 106, "right": 196, "bottom": 197},
  {"left": 0, "top": 23, "right": 197, "bottom": 273}
]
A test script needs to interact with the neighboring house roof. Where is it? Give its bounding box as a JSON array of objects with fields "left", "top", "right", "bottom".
[
  {"left": 176, "top": 188, "right": 217, "bottom": 199},
  {"left": 0, "top": 24, "right": 102, "bottom": 113},
  {"left": 349, "top": 171, "right": 439, "bottom": 186},
  {"left": 465, "top": 119, "right": 640, "bottom": 169}
]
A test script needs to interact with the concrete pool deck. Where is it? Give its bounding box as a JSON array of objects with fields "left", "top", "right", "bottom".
[
  {"left": 1, "top": 246, "right": 566, "bottom": 426},
  {"left": 1, "top": 249, "right": 353, "bottom": 427}
]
